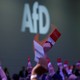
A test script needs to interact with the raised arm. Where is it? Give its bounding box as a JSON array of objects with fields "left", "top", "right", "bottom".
[
  {"left": 31, "top": 57, "right": 48, "bottom": 80},
  {"left": 0, "top": 66, "right": 7, "bottom": 80}
]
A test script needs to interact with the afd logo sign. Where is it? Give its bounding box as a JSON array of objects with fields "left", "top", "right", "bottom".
[{"left": 21, "top": 1, "right": 50, "bottom": 34}]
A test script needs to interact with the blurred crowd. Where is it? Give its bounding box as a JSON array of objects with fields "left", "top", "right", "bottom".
[{"left": 0, "top": 57, "right": 80, "bottom": 80}]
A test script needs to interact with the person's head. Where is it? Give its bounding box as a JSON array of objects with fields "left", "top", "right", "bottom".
[
  {"left": 12, "top": 74, "right": 19, "bottom": 80},
  {"left": 4, "top": 67, "right": 8, "bottom": 73},
  {"left": 76, "top": 61, "right": 80, "bottom": 70},
  {"left": 68, "top": 74, "right": 77, "bottom": 80},
  {"left": 22, "top": 66, "right": 25, "bottom": 71},
  {"left": 27, "top": 67, "right": 32, "bottom": 74}
]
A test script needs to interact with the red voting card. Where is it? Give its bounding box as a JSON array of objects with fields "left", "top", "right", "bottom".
[{"left": 50, "top": 28, "right": 61, "bottom": 42}]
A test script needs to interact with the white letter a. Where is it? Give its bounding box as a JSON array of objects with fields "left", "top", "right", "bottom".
[{"left": 21, "top": 4, "right": 33, "bottom": 33}]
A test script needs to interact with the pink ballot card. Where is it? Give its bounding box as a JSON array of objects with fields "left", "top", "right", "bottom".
[{"left": 33, "top": 40, "right": 45, "bottom": 62}]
